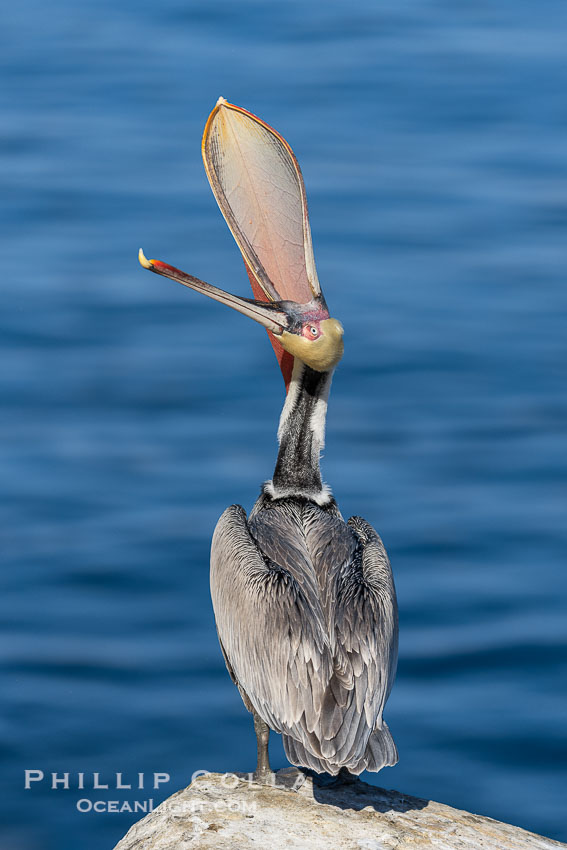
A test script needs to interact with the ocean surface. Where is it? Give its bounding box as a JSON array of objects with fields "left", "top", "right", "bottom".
[{"left": 2, "top": 1, "right": 566, "bottom": 848}]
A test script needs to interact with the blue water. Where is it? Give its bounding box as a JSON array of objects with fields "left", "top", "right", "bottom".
[{"left": 2, "top": 1, "right": 566, "bottom": 848}]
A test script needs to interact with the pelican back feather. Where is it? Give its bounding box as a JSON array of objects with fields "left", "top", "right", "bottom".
[{"left": 210, "top": 497, "right": 398, "bottom": 775}]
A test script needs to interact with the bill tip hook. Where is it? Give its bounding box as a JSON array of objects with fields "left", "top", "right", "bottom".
[{"left": 138, "top": 248, "right": 153, "bottom": 269}]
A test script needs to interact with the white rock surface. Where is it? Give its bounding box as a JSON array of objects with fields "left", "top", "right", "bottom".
[{"left": 113, "top": 769, "right": 566, "bottom": 850}]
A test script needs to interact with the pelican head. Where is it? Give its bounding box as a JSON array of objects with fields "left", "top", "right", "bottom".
[
  {"left": 139, "top": 98, "right": 344, "bottom": 376},
  {"left": 139, "top": 248, "right": 343, "bottom": 373}
]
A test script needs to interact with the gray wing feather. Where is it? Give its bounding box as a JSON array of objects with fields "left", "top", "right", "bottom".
[
  {"left": 211, "top": 505, "right": 332, "bottom": 740},
  {"left": 210, "top": 502, "right": 398, "bottom": 774}
]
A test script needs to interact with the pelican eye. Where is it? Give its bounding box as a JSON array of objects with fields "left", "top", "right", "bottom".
[{"left": 300, "top": 322, "right": 322, "bottom": 341}]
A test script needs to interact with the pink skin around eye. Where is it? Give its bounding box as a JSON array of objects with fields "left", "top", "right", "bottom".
[{"left": 301, "top": 322, "right": 321, "bottom": 340}]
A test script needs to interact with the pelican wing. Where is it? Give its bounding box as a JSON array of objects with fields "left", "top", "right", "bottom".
[
  {"left": 210, "top": 500, "right": 398, "bottom": 775},
  {"left": 297, "top": 506, "right": 398, "bottom": 771},
  {"left": 211, "top": 504, "right": 333, "bottom": 741},
  {"left": 331, "top": 515, "right": 399, "bottom": 770},
  {"left": 202, "top": 99, "right": 321, "bottom": 304}
]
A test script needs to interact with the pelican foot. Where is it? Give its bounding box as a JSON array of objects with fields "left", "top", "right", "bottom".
[{"left": 252, "top": 768, "right": 276, "bottom": 785}]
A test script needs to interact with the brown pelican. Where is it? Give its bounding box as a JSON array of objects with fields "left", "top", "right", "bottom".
[{"left": 139, "top": 98, "right": 398, "bottom": 780}]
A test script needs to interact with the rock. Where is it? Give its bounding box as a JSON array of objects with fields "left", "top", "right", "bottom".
[{"left": 113, "top": 769, "right": 565, "bottom": 850}]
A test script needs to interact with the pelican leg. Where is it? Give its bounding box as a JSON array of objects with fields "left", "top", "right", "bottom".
[{"left": 253, "top": 712, "right": 272, "bottom": 781}]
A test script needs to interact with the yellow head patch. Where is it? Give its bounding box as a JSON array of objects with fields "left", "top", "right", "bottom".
[{"left": 279, "top": 318, "right": 344, "bottom": 372}]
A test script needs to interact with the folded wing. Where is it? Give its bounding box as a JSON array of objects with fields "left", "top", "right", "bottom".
[{"left": 210, "top": 501, "right": 398, "bottom": 775}]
